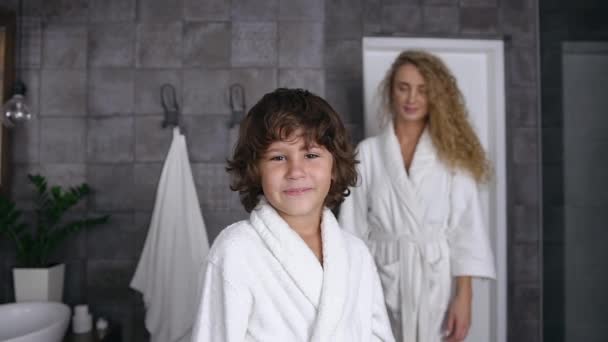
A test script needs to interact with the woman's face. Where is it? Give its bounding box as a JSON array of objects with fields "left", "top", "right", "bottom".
[{"left": 390, "top": 63, "right": 429, "bottom": 123}]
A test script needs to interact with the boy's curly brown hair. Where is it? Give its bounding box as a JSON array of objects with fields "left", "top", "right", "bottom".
[{"left": 227, "top": 88, "right": 358, "bottom": 212}]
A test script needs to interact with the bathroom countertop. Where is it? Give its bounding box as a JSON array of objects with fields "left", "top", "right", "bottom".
[
  {"left": 63, "top": 325, "right": 121, "bottom": 342},
  {"left": 63, "top": 332, "right": 99, "bottom": 342}
]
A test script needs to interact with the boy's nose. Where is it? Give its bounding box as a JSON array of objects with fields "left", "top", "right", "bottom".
[{"left": 286, "top": 160, "right": 305, "bottom": 179}]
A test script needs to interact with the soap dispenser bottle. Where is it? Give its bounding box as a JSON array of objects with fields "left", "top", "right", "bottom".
[{"left": 72, "top": 304, "right": 93, "bottom": 334}]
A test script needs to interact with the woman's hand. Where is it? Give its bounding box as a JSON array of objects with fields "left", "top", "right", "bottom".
[{"left": 444, "top": 276, "right": 472, "bottom": 342}]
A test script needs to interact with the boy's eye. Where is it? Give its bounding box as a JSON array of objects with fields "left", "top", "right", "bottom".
[
  {"left": 269, "top": 155, "right": 285, "bottom": 161},
  {"left": 305, "top": 153, "right": 320, "bottom": 159}
]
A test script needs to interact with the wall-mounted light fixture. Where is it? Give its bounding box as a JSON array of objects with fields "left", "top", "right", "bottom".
[
  {"left": 2, "top": 82, "right": 31, "bottom": 127},
  {"left": 2, "top": 0, "right": 32, "bottom": 128}
]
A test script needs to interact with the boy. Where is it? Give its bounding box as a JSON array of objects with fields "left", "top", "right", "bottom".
[{"left": 191, "top": 88, "right": 395, "bottom": 341}]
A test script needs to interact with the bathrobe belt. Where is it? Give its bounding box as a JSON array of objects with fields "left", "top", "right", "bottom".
[{"left": 368, "top": 228, "right": 447, "bottom": 342}]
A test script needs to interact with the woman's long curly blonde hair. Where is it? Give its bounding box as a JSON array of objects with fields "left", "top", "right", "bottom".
[{"left": 380, "top": 50, "right": 491, "bottom": 183}]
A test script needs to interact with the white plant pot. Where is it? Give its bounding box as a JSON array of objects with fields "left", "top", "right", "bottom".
[{"left": 13, "top": 263, "right": 65, "bottom": 302}]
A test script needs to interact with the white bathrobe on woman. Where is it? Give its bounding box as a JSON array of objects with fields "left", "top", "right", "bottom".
[
  {"left": 191, "top": 199, "right": 395, "bottom": 342},
  {"left": 339, "top": 122, "right": 496, "bottom": 342}
]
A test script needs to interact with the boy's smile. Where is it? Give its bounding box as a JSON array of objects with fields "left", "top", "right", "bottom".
[
  {"left": 258, "top": 130, "right": 333, "bottom": 229},
  {"left": 283, "top": 187, "right": 313, "bottom": 196}
]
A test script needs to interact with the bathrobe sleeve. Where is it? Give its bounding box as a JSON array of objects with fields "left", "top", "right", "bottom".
[
  {"left": 191, "top": 260, "right": 253, "bottom": 341},
  {"left": 447, "top": 172, "right": 496, "bottom": 279},
  {"left": 339, "top": 142, "right": 371, "bottom": 239}
]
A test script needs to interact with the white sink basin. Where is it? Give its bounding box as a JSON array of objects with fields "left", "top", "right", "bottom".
[{"left": 0, "top": 302, "right": 70, "bottom": 342}]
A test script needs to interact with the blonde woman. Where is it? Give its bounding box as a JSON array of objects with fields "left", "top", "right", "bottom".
[{"left": 339, "top": 51, "right": 496, "bottom": 342}]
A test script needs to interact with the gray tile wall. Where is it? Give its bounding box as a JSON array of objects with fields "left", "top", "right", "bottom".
[
  {"left": 0, "top": 0, "right": 541, "bottom": 341},
  {"left": 539, "top": 1, "right": 608, "bottom": 341}
]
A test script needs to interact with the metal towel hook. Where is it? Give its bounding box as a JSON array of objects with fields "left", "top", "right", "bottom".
[
  {"left": 228, "top": 83, "right": 246, "bottom": 128},
  {"left": 160, "top": 83, "right": 181, "bottom": 130}
]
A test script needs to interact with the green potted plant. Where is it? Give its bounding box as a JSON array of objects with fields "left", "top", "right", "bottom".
[{"left": 0, "top": 174, "right": 109, "bottom": 302}]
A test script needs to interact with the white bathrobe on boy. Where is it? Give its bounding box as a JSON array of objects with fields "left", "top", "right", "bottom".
[
  {"left": 191, "top": 199, "right": 395, "bottom": 342},
  {"left": 339, "top": 122, "right": 496, "bottom": 342}
]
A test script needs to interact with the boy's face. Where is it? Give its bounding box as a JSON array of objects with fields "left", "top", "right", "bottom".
[{"left": 258, "top": 130, "right": 333, "bottom": 226}]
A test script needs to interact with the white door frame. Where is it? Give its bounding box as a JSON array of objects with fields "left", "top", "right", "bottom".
[{"left": 362, "top": 37, "right": 507, "bottom": 342}]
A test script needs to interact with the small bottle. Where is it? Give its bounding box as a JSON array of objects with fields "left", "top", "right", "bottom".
[
  {"left": 96, "top": 317, "right": 109, "bottom": 340},
  {"left": 72, "top": 304, "right": 92, "bottom": 334}
]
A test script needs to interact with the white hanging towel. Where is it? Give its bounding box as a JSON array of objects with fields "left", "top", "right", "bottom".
[{"left": 131, "top": 127, "right": 210, "bottom": 342}]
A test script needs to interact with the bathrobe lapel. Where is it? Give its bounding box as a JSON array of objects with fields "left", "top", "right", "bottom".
[
  {"left": 380, "top": 121, "right": 437, "bottom": 230},
  {"left": 310, "top": 208, "right": 349, "bottom": 341},
  {"left": 250, "top": 199, "right": 349, "bottom": 340},
  {"left": 250, "top": 200, "right": 324, "bottom": 309},
  {"left": 380, "top": 123, "right": 449, "bottom": 342}
]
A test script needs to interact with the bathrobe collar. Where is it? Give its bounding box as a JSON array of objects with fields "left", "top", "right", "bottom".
[
  {"left": 381, "top": 120, "right": 436, "bottom": 178},
  {"left": 379, "top": 121, "right": 437, "bottom": 228},
  {"left": 250, "top": 198, "right": 349, "bottom": 340}
]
